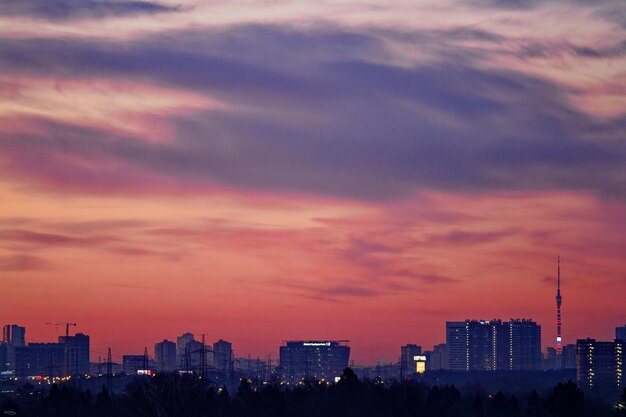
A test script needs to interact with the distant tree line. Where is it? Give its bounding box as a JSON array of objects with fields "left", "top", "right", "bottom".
[{"left": 1, "top": 368, "right": 625, "bottom": 417}]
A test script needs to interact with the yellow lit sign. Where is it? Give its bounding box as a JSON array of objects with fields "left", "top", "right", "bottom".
[{"left": 416, "top": 362, "right": 426, "bottom": 374}]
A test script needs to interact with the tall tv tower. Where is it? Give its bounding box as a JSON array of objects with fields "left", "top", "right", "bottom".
[{"left": 556, "top": 256, "right": 562, "bottom": 355}]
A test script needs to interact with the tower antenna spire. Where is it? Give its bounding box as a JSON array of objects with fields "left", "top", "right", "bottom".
[
  {"left": 558, "top": 255, "right": 561, "bottom": 293},
  {"left": 556, "top": 255, "right": 563, "bottom": 357}
]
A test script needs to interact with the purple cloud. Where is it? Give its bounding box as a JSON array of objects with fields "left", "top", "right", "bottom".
[
  {"left": 0, "top": 229, "right": 119, "bottom": 247},
  {"left": 425, "top": 229, "right": 518, "bottom": 246},
  {"left": 0, "top": 25, "right": 625, "bottom": 201},
  {"left": 0, "top": 0, "right": 181, "bottom": 21}
]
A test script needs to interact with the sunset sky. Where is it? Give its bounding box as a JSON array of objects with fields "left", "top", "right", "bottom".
[{"left": 1, "top": 0, "right": 625, "bottom": 365}]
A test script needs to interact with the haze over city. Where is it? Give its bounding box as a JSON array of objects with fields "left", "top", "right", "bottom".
[{"left": 1, "top": 0, "right": 626, "bottom": 366}]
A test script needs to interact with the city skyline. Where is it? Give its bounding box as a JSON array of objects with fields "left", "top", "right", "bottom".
[
  {"left": 1, "top": 0, "right": 626, "bottom": 365},
  {"left": 4, "top": 309, "right": 626, "bottom": 367}
]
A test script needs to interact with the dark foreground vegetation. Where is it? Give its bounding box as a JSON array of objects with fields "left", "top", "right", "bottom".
[{"left": 2, "top": 368, "right": 625, "bottom": 417}]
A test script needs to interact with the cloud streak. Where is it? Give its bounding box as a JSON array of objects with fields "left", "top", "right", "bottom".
[
  {"left": 0, "top": 0, "right": 181, "bottom": 21},
  {"left": 0, "top": 254, "right": 50, "bottom": 271}
]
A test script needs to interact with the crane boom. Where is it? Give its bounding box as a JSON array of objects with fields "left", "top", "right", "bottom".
[{"left": 45, "top": 322, "right": 77, "bottom": 339}]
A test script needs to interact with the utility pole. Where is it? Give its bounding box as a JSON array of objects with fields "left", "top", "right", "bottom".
[
  {"left": 106, "top": 347, "right": 113, "bottom": 393},
  {"left": 199, "top": 335, "right": 207, "bottom": 381},
  {"left": 229, "top": 350, "right": 235, "bottom": 390},
  {"left": 143, "top": 347, "right": 149, "bottom": 371},
  {"left": 184, "top": 345, "right": 191, "bottom": 374}
]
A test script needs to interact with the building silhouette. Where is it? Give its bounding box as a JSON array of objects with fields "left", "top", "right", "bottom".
[
  {"left": 213, "top": 339, "right": 233, "bottom": 373},
  {"left": 155, "top": 339, "right": 176, "bottom": 372},
  {"left": 506, "top": 319, "right": 542, "bottom": 371},
  {"left": 1, "top": 324, "right": 25, "bottom": 374},
  {"left": 576, "top": 338, "right": 625, "bottom": 391},
  {"left": 123, "top": 354, "right": 156, "bottom": 374},
  {"left": 279, "top": 340, "right": 350, "bottom": 383},
  {"left": 176, "top": 332, "right": 195, "bottom": 370},
  {"left": 400, "top": 344, "right": 422, "bottom": 377},
  {"left": 425, "top": 343, "right": 448, "bottom": 371},
  {"left": 447, "top": 319, "right": 541, "bottom": 371},
  {"left": 187, "top": 340, "right": 205, "bottom": 371},
  {"left": 446, "top": 322, "right": 467, "bottom": 371},
  {"left": 0, "top": 344, "right": 8, "bottom": 374},
  {"left": 617, "top": 325, "right": 626, "bottom": 341},
  {"left": 59, "top": 333, "right": 90, "bottom": 376},
  {"left": 15, "top": 343, "right": 65, "bottom": 377},
  {"left": 562, "top": 344, "right": 577, "bottom": 369},
  {"left": 2, "top": 325, "right": 25, "bottom": 347}
]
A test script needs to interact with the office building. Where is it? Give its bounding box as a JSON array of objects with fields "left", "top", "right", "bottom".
[
  {"left": 155, "top": 339, "right": 177, "bottom": 372},
  {"left": 576, "top": 338, "right": 625, "bottom": 391},
  {"left": 279, "top": 340, "right": 350, "bottom": 383},
  {"left": 617, "top": 325, "right": 626, "bottom": 341},
  {"left": 59, "top": 333, "right": 90, "bottom": 376},
  {"left": 213, "top": 339, "right": 233, "bottom": 373},
  {"left": 400, "top": 344, "right": 422, "bottom": 376}
]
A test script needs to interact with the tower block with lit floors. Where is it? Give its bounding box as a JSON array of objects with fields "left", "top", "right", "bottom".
[{"left": 556, "top": 256, "right": 563, "bottom": 358}]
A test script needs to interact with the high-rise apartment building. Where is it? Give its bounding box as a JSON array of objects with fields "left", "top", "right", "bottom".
[
  {"left": 447, "top": 320, "right": 501, "bottom": 371},
  {"left": 447, "top": 319, "right": 541, "bottom": 371},
  {"left": 59, "top": 333, "right": 90, "bottom": 376},
  {"left": 0, "top": 344, "right": 9, "bottom": 373},
  {"left": 176, "top": 333, "right": 195, "bottom": 369},
  {"left": 576, "top": 338, "right": 625, "bottom": 391},
  {"left": 1, "top": 324, "right": 26, "bottom": 373},
  {"left": 505, "top": 319, "right": 542, "bottom": 371},
  {"left": 2, "top": 325, "right": 25, "bottom": 347},
  {"left": 446, "top": 322, "right": 467, "bottom": 371},
  {"left": 468, "top": 320, "right": 502, "bottom": 371},
  {"left": 155, "top": 339, "right": 177, "bottom": 372},
  {"left": 15, "top": 343, "right": 65, "bottom": 377},
  {"left": 400, "top": 344, "right": 422, "bottom": 376},
  {"left": 562, "top": 344, "right": 576, "bottom": 369},
  {"left": 617, "top": 325, "right": 626, "bottom": 341},
  {"left": 213, "top": 339, "right": 233, "bottom": 373},
  {"left": 426, "top": 344, "right": 448, "bottom": 371}
]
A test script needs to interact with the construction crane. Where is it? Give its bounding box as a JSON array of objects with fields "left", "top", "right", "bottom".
[{"left": 46, "top": 322, "right": 77, "bottom": 339}]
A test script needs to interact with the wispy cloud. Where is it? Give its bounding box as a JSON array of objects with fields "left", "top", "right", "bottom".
[
  {"left": 0, "top": 0, "right": 181, "bottom": 21},
  {"left": 0, "top": 229, "right": 119, "bottom": 247},
  {"left": 0, "top": 25, "right": 624, "bottom": 201},
  {"left": 425, "top": 229, "right": 518, "bottom": 246},
  {"left": 0, "top": 254, "right": 50, "bottom": 271}
]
